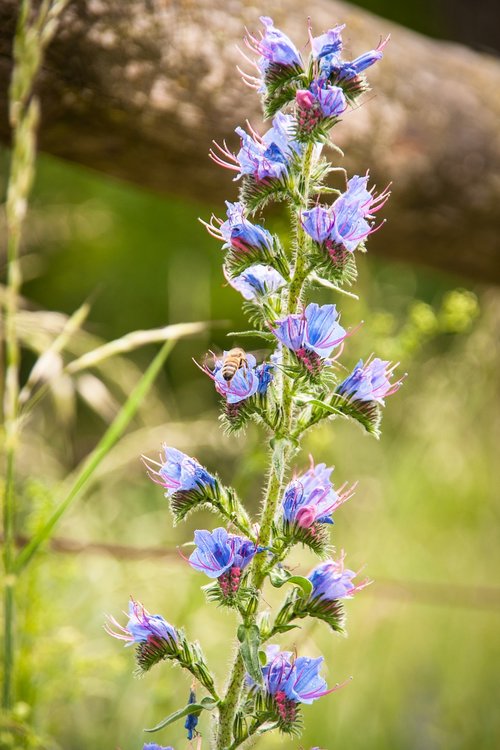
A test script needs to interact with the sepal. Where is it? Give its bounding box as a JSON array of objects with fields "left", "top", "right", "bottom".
[
  {"left": 224, "top": 234, "right": 290, "bottom": 280},
  {"left": 308, "top": 244, "right": 358, "bottom": 287},
  {"left": 262, "top": 65, "right": 306, "bottom": 118},
  {"left": 273, "top": 587, "right": 346, "bottom": 636},
  {"left": 170, "top": 479, "right": 253, "bottom": 536},
  {"left": 202, "top": 579, "right": 258, "bottom": 611},
  {"left": 277, "top": 519, "right": 331, "bottom": 557},
  {"left": 240, "top": 173, "right": 291, "bottom": 214},
  {"left": 330, "top": 391, "right": 382, "bottom": 437},
  {"left": 135, "top": 628, "right": 217, "bottom": 697}
]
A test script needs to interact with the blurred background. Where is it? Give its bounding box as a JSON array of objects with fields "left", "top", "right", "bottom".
[{"left": 1, "top": 0, "right": 500, "bottom": 749}]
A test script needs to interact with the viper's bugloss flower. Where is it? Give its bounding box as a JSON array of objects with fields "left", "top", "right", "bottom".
[
  {"left": 188, "top": 527, "right": 257, "bottom": 579},
  {"left": 337, "top": 357, "right": 402, "bottom": 403},
  {"left": 210, "top": 113, "right": 302, "bottom": 183},
  {"left": 247, "top": 16, "right": 303, "bottom": 73},
  {"left": 143, "top": 744, "right": 174, "bottom": 750},
  {"left": 282, "top": 459, "right": 355, "bottom": 528},
  {"left": 296, "top": 80, "right": 346, "bottom": 135},
  {"left": 226, "top": 264, "right": 286, "bottom": 300},
  {"left": 311, "top": 25, "right": 345, "bottom": 60},
  {"left": 256, "top": 362, "right": 274, "bottom": 394},
  {"left": 312, "top": 24, "right": 388, "bottom": 82},
  {"left": 302, "top": 175, "right": 390, "bottom": 253},
  {"left": 272, "top": 303, "right": 347, "bottom": 363},
  {"left": 184, "top": 689, "right": 198, "bottom": 740},
  {"left": 301, "top": 205, "right": 334, "bottom": 243},
  {"left": 255, "top": 645, "right": 343, "bottom": 726},
  {"left": 203, "top": 201, "right": 274, "bottom": 256},
  {"left": 203, "top": 352, "right": 273, "bottom": 404},
  {"left": 105, "top": 598, "right": 177, "bottom": 647},
  {"left": 143, "top": 445, "right": 216, "bottom": 497},
  {"left": 308, "top": 553, "right": 371, "bottom": 601}
]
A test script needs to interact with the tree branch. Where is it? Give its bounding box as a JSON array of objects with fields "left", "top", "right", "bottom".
[{"left": 1, "top": 0, "right": 499, "bottom": 283}]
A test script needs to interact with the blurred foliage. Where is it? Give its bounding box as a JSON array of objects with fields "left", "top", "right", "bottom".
[{"left": 0, "top": 129, "right": 498, "bottom": 750}]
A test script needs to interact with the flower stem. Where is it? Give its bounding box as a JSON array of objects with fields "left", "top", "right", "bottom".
[
  {"left": 215, "top": 142, "right": 316, "bottom": 748},
  {"left": 216, "top": 651, "right": 245, "bottom": 749}
]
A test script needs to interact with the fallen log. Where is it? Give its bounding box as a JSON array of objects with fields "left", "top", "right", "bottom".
[{"left": 1, "top": 0, "right": 499, "bottom": 283}]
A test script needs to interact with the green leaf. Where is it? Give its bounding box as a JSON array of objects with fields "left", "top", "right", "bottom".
[
  {"left": 226, "top": 330, "right": 277, "bottom": 342},
  {"left": 258, "top": 650, "right": 267, "bottom": 666},
  {"left": 238, "top": 623, "right": 262, "bottom": 685},
  {"left": 144, "top": 697, "right": 218, "bottom": 733},
  {"left": 14, "top": 338, "right": 175, "bottom": 573},
  {"left": 269, "top": 568, "right": 313, "bottom": 597}
]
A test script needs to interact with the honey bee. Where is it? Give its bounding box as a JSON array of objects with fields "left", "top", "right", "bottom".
[{"left": 221, "top": 347, "right": 248, "bottom": 382}]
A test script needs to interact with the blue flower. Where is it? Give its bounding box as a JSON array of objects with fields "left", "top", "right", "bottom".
[
  {"left": 318, "top": 37, "right": 388, "bottom": 81},
  {"left": 337, "top": 358, "right": 402, "bottom": 403},
  {"left": 227, "top": 264, "right": 286, "bottom": 300},
  {"left": 302, "top": 176, "right": 390, "bottom": 253},
  {"left": 256, "top": 362, "right": 274, "bottom": 394},
  {"left": 184, "top": 689, "right": 198, "bottom": 740},
  {"left": 261, "top": 647, "right": 331, "bottom": 706},
  {"left": 311, "top": 25, "right": 345, "bottom": 60},
  {"left": 308, "top": 554, "right": 371, "bottom": 601},
  {"left": 143, "top": 745, "right": 174, "bottom": 750},
  {"left": 205, "top": 352, "right": 273, "bottom": 404},
  {"left": 204, "top": 201, "right": 274, "bottom": 256},
  {"left": 143, "top": 445, "right": 216, "bottom": 496},
  {"left": 296, "top": 80, "right": 346, "bottom": 134},
  {"left": 250, "top": 16, "right": 303, "bottom": 72},
  {"left": 188, "top": 527, "right": 257, "bottom": 579},
  {"left": 211, "top": 114, "right": 302, "bottom": 183},
  {"left": 310, "top": 80, "right": 346, "bottom": 117},
  {"left": 282, "top": 460, "right": 353, "bottom": 528},
  {"left": 105, "top": 598, "right": 177, "bottom": 647},
  {"left": 272, "top": 303, "right": 347, "bottom": 360},
  {"left": 301, "top": 206, "right": 334, "bottom": 243}
]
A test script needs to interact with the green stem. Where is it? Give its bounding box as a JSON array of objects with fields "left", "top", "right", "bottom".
[
  {"left": 14, "top": 339, "right": 175, "bottom": 574},
  {"left": 216, "top": 651, "right": 245, "bottom": 750},
  {"left": 214, "top": 142, "right": 316, "bottom": 748}
]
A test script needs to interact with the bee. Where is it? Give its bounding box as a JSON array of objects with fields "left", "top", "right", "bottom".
[{"left": 221, "top": 347, "right": 248, "bottom": 382}]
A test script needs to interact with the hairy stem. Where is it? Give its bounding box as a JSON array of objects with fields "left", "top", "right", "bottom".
[{"left": 215, "top": 142, "right": 316, "bottom": 748}]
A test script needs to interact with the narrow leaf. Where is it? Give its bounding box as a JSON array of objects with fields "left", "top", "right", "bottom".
[
  {"left": 269, "top": 568, "right": 313, "bottom": 597},
  {"left": 14, "top": 339, "right": 175, "bottom": 572},
  {"left": 144, "top": 698, "right": 218, "bottom": 733},
  {"left": 238, "top": 623, "right": 262, "bottom": 685}
]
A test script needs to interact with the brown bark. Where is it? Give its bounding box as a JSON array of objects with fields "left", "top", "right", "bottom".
[{"left": 1, "top": 0, "right": 499, "bottom": 283}]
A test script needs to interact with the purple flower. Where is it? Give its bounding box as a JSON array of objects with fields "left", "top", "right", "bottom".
[
  {"left": 282, "top": 460, "right": 354, "bottom": 529},
  {"left": 316, "top": 33, "right": 388, "bottom": 81},
  {"left": 143, "top": 445, "right": 216, "bottom": 496},
  {"left": 296, "top": 80, "right": 346, "bottom": 135},
  {"left": 210, "top": 113, "right": 303, "bottom": 183},
  {"left": 226, "top": 264, "right": 286, "bottom": 300},
  {"left": 203, "top": 352, "right": 273, "bottom": 404},
  {"left": 337, "top": 357, "right": 402, "bottom": 403},
  {"left": 105, "top": 598, "right": 177, "bottom": 647},
  {"left": 272, "top": 303, "right": 347, "bottom": 361},
  {"left": 248, "top": 16, "right": 303, "bottom": 72},
  {"left": 301, "top": 205, "right": 334, "bottom": 243},
  {"left": 188, "top": 527, "right": 257, "bottom": 579},
  {"left": 311, "top": 25, "right": 345, "bottom": 60},
  {"left": 143, "top": 745, "right": 174, "bottom": 750},
  {"left": 203, "top": 201, "right": 274, "bottom": 256},
  {"left": 212, "top": 352, "right": 259, "bottom": 403},
  {"left": 184, "top": 689, "right": 198, "bottom": 740},
  {"left": 302, "top": 175, "right": 390, "bottom": 253},
  {"left": 308, "top": 553, "right": 371, "bottom": 601},
  {"left": 257, "top": 646, "right": 342, "bottom": 725},
  {"left": 256, "top": 362, "right": 274, "bottom": 394}
]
